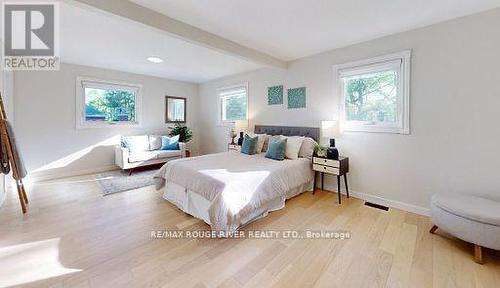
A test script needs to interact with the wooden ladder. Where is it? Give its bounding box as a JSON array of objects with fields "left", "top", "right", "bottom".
[{"left": 0, "top": 93, "right": 29, "bottom": 213}]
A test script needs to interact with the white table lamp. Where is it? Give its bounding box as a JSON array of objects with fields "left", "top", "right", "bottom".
[
  {"left": 321, "top": 120, "right": 340, "bottom": 147},
  {"left": 321, "top": 120, "right": 341, "bottom": 160}
]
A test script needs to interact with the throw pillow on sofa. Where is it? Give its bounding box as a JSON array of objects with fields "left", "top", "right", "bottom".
[
  {"left": 122, "top": 136, "right": 150, "bottom": 153},
  {"left": 160, "top": 135, "right": 180, "bottom": 150},
  {"left": 149, "top": 135, "right": 162, "bottom": 150}
]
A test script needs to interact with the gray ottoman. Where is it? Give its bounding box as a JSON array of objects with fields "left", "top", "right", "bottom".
[{"left": 430, "top": 193, "right": 500, "bottom": 264}]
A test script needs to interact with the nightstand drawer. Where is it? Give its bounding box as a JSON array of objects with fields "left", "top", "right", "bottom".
[
  {"left": 313, "top": 164, "right": 339, "bottom": 175},
  {"left": 313, "top": 157, "right": 340, "bottom": 168},
  {"left": 228, "top": 144, "right": 241, "bottom": 152}
]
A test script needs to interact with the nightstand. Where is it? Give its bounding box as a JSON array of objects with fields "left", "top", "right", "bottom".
[
  {"left": 228, "top": 144, "right": 241, "bottom": 152},
  {"left": 312, "top": 156, "right": 349, "bottom": 204}
]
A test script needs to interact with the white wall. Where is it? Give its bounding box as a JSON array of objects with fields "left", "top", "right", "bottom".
[
  {"left": 14, "top": 63, "right": 199, "bottom": 180},
  {"left": 0, "top": 54, "right": 4, "bottom": 207},
  {"left": 0, "top": 40, "right": 14, "bottom": 207},
  {"left": 198, "top": 8, "right": 500, "bottom": 213}
]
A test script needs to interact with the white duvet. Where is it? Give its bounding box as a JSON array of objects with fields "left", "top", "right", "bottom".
[{"left": 154, "top": 151, "right": 314, "bottom": 232}]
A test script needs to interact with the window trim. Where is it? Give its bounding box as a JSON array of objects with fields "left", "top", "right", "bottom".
[
  {"left": 217, "top": 82, "right": 249, "bottom": 126},
  {"left": 334, "top": 50, "right": 411, "bottom": 134},
  {"left": 75, "top": 77, "right": 143, "bottom": 129}
]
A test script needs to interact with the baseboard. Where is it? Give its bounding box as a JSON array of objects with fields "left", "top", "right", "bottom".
[
  {"left": 0, "top": 187, "right": 6, "bottom": 208},
  {"left": 318, "top": 185, "right": 430, "bottom": 216},
  {"left": 28, "top": 165, "right": 119, "bottom": 182},
  {"left": 348, "top": 190, "right": 430, "bottom": 216}
]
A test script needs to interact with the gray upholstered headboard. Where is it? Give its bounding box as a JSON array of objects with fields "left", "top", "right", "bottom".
[{"left": 254, "top": 125, "right": 320, "bottom": 142}]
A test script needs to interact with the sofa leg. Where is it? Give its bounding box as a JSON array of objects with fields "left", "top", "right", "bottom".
[
  {"left": 128, "top": 169, "right": 133, "bottom": 176},
  {"left": 429, "top": 225, "right": 438, "bottom": 234},
  {"left": 474, "top": 245, "right": 484, "bottom": 264}
]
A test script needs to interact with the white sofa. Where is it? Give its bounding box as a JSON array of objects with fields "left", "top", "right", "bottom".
[{"left": 115, "top": 135, "right": 185, "bottom": 173}]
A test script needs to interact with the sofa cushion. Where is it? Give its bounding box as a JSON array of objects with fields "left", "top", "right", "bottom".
[
  {"left": 432, "top": 193, "right": 500, "bottom": 226},
  {"left": 149, "top": 135, "right": 162, "bottom": 150},
  {"left": 128, "top": 151, "right": 159, "bottom": 163},
  {"left": 122, "top": 136, "right": 150, "bottom": 153},
  {"left": 156, "top": 150, "right": 182, "bottom": 159}
]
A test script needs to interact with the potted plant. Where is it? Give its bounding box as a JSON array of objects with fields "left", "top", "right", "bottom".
[{"left": 169, "top": 123, "right": 193, "bottom": 157}]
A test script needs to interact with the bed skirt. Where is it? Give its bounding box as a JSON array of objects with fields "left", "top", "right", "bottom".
[{"left": 162, "top": 179, "right": 314, "bottom": 230}]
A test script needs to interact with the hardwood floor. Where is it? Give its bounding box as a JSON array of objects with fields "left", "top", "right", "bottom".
[{"left": 1, "top": 174, "right": 499, "bottom": 287}]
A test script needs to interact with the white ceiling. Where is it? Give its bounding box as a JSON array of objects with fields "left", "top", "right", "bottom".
[
  {"left": 58, "top": 2, "right": 262, "bottom": 83},
  {"left": 131, "top": 0, "right": 500, "bottom": 61},
  {"left": 2, "top": 0, "right": 499, "bottom": 83}
]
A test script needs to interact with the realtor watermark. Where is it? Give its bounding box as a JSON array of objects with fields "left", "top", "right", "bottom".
[
  {"left": 151, "top": 229, "right": 351, "bottom": 240},
  {"left": 2, "top": 2, "right": 60, "bottom": 70}
]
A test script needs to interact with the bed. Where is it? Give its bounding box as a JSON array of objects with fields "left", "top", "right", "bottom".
[{"left": 154, "top": 125, "right": 320, "bottom": 233}]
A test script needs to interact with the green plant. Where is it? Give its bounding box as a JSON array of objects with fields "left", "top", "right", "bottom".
[
  {"left": 314, "top": 144, "right": 328, "bottom": 158},
  {"left": 169, "top": 123, "right": 193, "bottom": 143}
]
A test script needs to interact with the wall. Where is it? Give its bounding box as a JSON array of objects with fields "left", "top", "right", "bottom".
[
  {"left": 0, "top": 51, "right": 4, "bottom": 207},
  {"left": 198, "top": 8, "right": 500, "bottom": 214},
  {"left": 14, "top": 63, "right": 199, "bottom": 180},
  {"left": 0, "top": 40, "right": 14, "bottom": 207}
]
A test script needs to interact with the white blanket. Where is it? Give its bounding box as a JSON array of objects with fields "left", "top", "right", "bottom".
[{"left": 154, "top": 151, "right": 314, "bottom": 232}]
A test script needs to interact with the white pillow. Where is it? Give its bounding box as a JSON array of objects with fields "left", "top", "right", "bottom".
[
  {"left": 122, "top": 136, "right": 150, "bottom": 153},
  {"left": 298, "top": 137, "right": 318, "bottom": 159},
  {"left": 149, "top": 135, "right": 162, "bottom": 150},
  {"left": 285, "top": 136, "right": 304, "bottom": 159},
  {"left": 248, "top": 133, "right": 269, "bottom": 153}
]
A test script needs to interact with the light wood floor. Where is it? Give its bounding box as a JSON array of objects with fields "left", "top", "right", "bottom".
[{"left": 1, "top": 174, "right": 499, "bottom": 288}]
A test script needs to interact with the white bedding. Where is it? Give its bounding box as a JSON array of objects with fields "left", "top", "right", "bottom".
[{"left": 154, "top": 151, "right": 314, "bottom": 232}]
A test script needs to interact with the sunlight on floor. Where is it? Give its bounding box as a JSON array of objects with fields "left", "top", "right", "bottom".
[{"left": 0, "top": 238, "right": 82, "bottom": 287}]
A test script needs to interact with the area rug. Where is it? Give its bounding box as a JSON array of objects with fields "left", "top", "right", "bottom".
[{"left": 96, "top": 169, "right": 158, "bottom": 196}]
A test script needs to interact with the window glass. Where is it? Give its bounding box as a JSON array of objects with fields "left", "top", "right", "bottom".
[
  {"left": 344, "top": 70, "right": 397, "bottom": 124},
  {"left": 84, "top": 87, "right": 137, "bottom": 123}
]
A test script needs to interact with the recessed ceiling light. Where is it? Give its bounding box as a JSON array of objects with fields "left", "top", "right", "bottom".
[{"left": 147, "top": 56, "right": 163, "bottom": 63}]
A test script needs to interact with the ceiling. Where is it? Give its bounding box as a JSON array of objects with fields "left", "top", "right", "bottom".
[
  {"left": 131, "top": 0, "right": 500, "bottom": 61},
  {"left": 2, "top": 0, "right": 499, "bottom": 83},
  {"left": 59, "top": 2, "right": 262, "bottom": 83}
]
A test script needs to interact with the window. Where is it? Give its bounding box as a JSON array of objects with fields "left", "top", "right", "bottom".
[
  {"left": 76, "top": 77, "right": 142, "bottom": 128},
  {"left": 218, "top": 84, "right": 248, "bottom": 124},
  {"left": 336, "top": 51, "right": 410, "bottom": 134}
]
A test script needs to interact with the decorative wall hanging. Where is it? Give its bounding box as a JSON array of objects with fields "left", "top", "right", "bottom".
[
  {"left": 165, "top": 96, "right": 186, "bottom": 123},
  {"left": 267, "top": 85, "right": 283, "bottom": 105},
  {"left": 287, "top": 87, "right": 306, "bottom": 109}
]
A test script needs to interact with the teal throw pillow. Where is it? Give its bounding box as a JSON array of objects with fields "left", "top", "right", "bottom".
[
  {"left": 241, "top": 134, "right": 258, "bottom": 155},
  {"left": 265, "top": 138, "right": 287, "bottom": 160},
  {"left": 160, "top": 135, "right": 180, "bottom": 150}
]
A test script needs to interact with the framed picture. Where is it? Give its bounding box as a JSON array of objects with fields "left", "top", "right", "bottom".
[
  {"left": 268, "top": 85, "right": 283, "bottom": 105},
  {"left": 287, "top": 87, "right": 306, "bottom": 109},
  {"left": 165, "top": 96, "right": 186, "bottom": 123}
]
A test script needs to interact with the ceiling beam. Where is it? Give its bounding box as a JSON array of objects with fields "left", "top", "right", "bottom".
[{"left": 68, "top": 0, "right": 287, "bottom": 69}]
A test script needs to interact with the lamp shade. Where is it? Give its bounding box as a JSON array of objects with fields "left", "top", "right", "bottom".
[
  {"left": 321, "top": 120, "right": 340, "bottom": 138},
  {"left": 234, "top": 120, "right": 249, "bottom": 130}
]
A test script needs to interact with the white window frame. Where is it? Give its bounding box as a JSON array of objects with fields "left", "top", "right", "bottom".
[
  {"left": 76, "top": 77, "right": 142, "bottom": 129},
  {"left": 217, "top": 83, "right": 249, "bottom": 126},
  {"left": 334, "top": 50, "right": 411, "bottom": 134}
]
